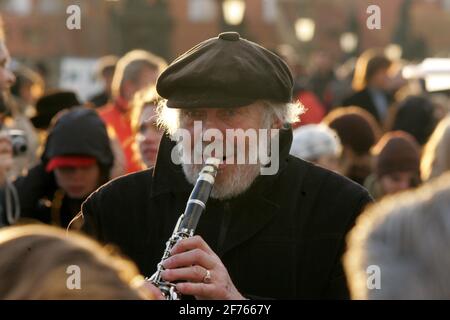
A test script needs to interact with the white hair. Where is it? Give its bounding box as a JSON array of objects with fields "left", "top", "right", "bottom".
[
  {"left": 421, "top": 115, "right": 450, "bottom": 182},
  {"left": 290, "top": 124, "right": 342, "bottom": 161},
  {"left": 261, "top": 100, "right": 305, "bottom": 126},
  {"left": 156, "top": 99, "right": 305, "bottom": 137},
  {"left": 344, "top": 172, "right": 450, "bottom": 299}
]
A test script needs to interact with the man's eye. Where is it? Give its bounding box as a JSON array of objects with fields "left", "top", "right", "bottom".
[{"left": 223, "top": 109, "right": 238, "bottom": 117}]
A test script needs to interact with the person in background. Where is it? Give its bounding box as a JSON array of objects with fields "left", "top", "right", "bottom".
[
  {"left": 364, "top": 131, "right": 421, "bottom": 200},
  {"left": 389, "top": 95, "right": 438, "bottom": 146},
  {"left": 322, "top": 106, "right": 381, "bottom": 185},
  {"left": 88, "top": 55, "right": 118, "bottom": 108},
  {"left": 10, "top": 65, "right": 44, "bottom": 117},
  {"left": 31, "top": 90, "right": 81, "bottom": 132},
  {"left": 130, "top": 86, "right": 163, "bottom": 169},
  {"left": 275, "top": 45, "right": 326, "bottom": 127},
  {"left": 98, "top": 50, "right": 167, "bottom": 173},
  {"left": 421, "top": 115, "right": 450, "bottom": 182},
  {"left": 0, "top": 108, "right": 115, "bottom": 228},
  {"left": 0, "top": 224, "right": 160, "bottom": 299},
  {"left": 307, "top": 51, "right": 336, "bottom": 112},
  {"left": 3, "top": 65, "right": 44, "bottom": 176},
  {"left": 0, "top": 15, "right": 15, "bottom": 97},
  {"left": 330, "top": 57, "right": 356, "bottom": 110},
  {"left": 344, "top": 172, "right": 450, "bottom": 299},
  {"left": 290, "top": 124, "right": 342, "bottom": 173},
  {"left": 342, "top": 50, "right": 394, "bottom": 125}
]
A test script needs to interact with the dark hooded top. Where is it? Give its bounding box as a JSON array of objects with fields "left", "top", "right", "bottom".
[{"left": 0, "top": 108, "right": 113, "bottom": 228}]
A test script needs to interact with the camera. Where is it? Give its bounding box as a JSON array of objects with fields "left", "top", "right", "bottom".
[{"left": 7, "top": 129, "right": 28, "bottom": 156}]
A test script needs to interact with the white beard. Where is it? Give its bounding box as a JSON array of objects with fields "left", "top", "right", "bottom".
[
  {"left": 182, "top": 162, "right": 261, "bottom": 200},
  {"left": 175, "top": 115, "right": 274, "bottom": 200}
]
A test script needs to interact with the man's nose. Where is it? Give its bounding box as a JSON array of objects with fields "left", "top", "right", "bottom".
[{"left": 70, "top": 168, "right": 85, "bottom": 180}]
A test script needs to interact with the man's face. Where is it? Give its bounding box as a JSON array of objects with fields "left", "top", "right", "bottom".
[
  {"left": 0, "top": 41, "right": 15, "bottom": 93},
  {"left": 176, "top": 102, "right": 275, "bottom": 200},
  {"left": 54, "top": 164, "right": 100, "bottom": 199},
  {"left": 369, "top": 68, "right": 390, "bottom": 91}
]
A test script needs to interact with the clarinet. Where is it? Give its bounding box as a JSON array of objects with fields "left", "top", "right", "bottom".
[{"left": 147, "top": 157, "right": 220, "bottom": 300}]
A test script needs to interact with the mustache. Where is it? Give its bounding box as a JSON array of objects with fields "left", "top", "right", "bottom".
[{"left": 191, "top": 139, "right": 238, "bottom": 161}]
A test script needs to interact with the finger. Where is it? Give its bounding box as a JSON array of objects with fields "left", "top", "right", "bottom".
[
  {"left": 140, "top": 282, "right": 165, "bottom": 300},
  {"left": 161, "top": 265, "right": 208, "bottom": 283},
  {"left": 171, "top": 235, "right": 214, "bottom": 256},
  {"left": 176, "top": 282, "right": 215, "bottom": 300},
  {"left": 162, "top": 248, "right": 215, "bottom": 270}
]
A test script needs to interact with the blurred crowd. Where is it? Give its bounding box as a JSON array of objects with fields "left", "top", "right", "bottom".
[{"left": 1, "top": 13, "right": 450, "bottom": 299}]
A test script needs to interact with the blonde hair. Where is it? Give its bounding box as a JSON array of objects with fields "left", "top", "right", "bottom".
[
  {"left": 344, "top": 172, "right": 450, "bottom": 299},
  {"left": 0, "top": 15, "right": 4, "bottom": 41},
  {"left": 0, "top": 225, "right": 150, "bottom": 299},
  {"left": 352, "top": 49, "right": 391, "bottom": 92},
  {"left": 111, "top": 50, "right": 167, "bottom": 99},
  {"left": 421, "top": 115, "right": 450, "bottom": 182}
]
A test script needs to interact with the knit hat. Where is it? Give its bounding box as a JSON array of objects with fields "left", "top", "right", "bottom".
[
  {"left": 373, "top": 131, "right": 421, "bottom": 177},
  {"left": 290, "top": 124, "right": 342, "bottom": 161}
]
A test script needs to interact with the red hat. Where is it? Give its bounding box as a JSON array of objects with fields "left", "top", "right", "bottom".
[{"left": 46, "top": 156, "right": 97, "bottom": 172}]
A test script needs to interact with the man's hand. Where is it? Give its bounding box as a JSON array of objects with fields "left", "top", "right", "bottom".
[
  {"left": 0, "top": 133, "right": 13, "bottom": 187},
  {"left": 161, "top": 235, "right": 245, "bottom": 300},
  {"left": 138, "top": 280, "right": 165, "bottom": 300}
]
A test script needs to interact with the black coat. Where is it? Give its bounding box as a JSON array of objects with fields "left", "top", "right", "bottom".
[
  {"left": 8, "top": 163, "right": 84, "bottom": 227},
  {"left": 79, "top": 128, "right": 373, "bottom": 299},
  {"left": 342, "top": 88, "right": 393, "bottom": 123}
]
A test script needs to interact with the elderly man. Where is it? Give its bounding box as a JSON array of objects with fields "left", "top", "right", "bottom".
[{"left": 76, "top": 32, "right": 372, "bottom": 299}]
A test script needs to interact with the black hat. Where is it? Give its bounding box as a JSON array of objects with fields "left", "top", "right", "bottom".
[
  {"left": 43, "top": 107, "right": 114, "bottom": 170},
  {"left": 156, "top": 32, "right": 294, "bottom": 108},
  {"left": 31, "top": 90, "right": 81, "bottom": 129}
]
